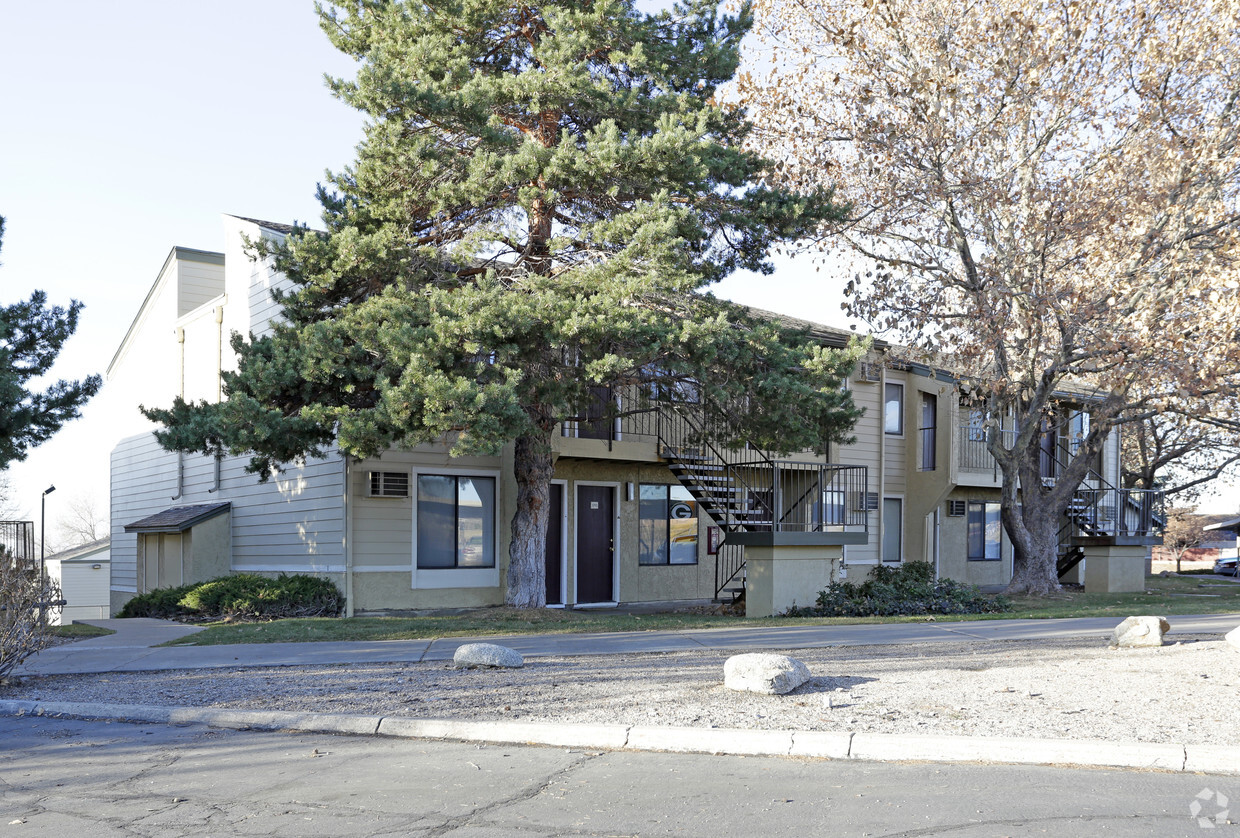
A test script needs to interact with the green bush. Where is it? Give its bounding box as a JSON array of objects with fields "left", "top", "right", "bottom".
[
  {"left": 117, "top": 582, "right": 197, "bottom": 620},
  {"left": 118, "top": 574, "right": 344, "bottom": 622},
  {"left": 784, "top": 561, "right": 1011, "bottom": 618}
]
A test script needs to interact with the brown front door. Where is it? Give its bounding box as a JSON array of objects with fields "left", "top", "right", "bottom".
[
  {"left": 576, "top": 485, "right": 614, "bottom": 603},
  {"left": 545, "top": 483, "right": 563, "bottom": 606}
]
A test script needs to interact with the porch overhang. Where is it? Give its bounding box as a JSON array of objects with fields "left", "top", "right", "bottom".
[
  {"left": 123, "top": 502, "right": 232, "bottom": 534},
  {"left": 1071, "top": 534, "right": 1163, "bottom": 549},
  {"left": 724, "top": 531, "right": 869, "bottom": 547}
]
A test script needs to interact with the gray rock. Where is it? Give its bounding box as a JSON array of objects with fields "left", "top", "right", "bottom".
[
  {"left": 1226, "top": 625, "right": 1240, "bottom": 652},
  {"left": 724, "top": 653, "right": 810, "bottom": 695},
  {"left": 1112, "top": 616, "right": 1170, "bottom": 648},
  {"left": 453, "top": 643, "right": 524, "bottom": 669}
]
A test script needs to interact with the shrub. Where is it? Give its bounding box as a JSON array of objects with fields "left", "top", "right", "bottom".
[
  {"left": 117, "top": 582, "right": 197, "bottom": 620},
  {"left": 1, "top": 558, "right": 62, "bottom": 680},
  {"left": 119, "top": 574, "right": 344, "bottom": 623},
  {"left": 783, "top": 561, "right": 1011, "bottom": 618}
]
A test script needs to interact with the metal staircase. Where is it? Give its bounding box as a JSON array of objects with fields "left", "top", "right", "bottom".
[
  {"left": 653, "top": 401, "right": 868, "bottom": 601},
  {"left": 1045, "top": 453, "right": 1164, "bottom": 580}
]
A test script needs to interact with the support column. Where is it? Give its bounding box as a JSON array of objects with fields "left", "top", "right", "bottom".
[
  {"left": 744, "top": 544, "right": 844, "bottom": 618},
  {"left": 1082, "top": 544, "right": 1148, "bottom": 593}
]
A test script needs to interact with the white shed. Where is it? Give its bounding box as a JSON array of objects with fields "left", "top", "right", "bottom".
[{"left": 44, "top": 538, "right": 111, "bottom": 625}]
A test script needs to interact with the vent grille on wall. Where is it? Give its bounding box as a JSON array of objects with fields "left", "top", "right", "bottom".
[
  {"left": 946, "top": 499, "right": 967, "bottom": 517},
  {"left": 854, "top": 361, "right": 882, "bottom": 383},
  {"left": 853, "top": 491, "right": 880, "bottom": 512},
  {"left": 368, "top": 471, "right": 410, "bottom": 498}
]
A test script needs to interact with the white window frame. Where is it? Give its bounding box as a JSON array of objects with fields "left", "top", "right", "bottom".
[
  {"left": 967, "top": 500, "right": 1002, "bottom": 562},
  {"left": 882, "top": 496, "right": 903, "bottom": 563},
  {"left": 411, "top": 466, "right": 501, "bottom": 590},
  {"left": 884, "top": 382, "right": 905, "bottom": 436}
]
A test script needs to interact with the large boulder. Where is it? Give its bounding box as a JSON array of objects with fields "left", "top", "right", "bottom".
[
  {"left": 1226, "top": 625, "right": 1240, "bottom": 652},
  {"left": 453, "top": 643, "right": 524, "bottom": 669},
  {"left": 1112, "top": 616, "right": 1171, "bottom": 648},
  {"left": 724, "top": 653, "right": 810, "bottom": 695}
]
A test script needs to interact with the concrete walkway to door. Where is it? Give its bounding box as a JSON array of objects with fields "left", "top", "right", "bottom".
[{"left": 18, "top": 611, "right": 1240, "bottom": 677}]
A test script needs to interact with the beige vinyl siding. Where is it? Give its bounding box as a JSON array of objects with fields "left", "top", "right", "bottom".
[
  {"left": 247, "top": 259, "right": 292, "bottom": 338},
  {"left": 836, "top": 368, "right": 885, "bottom": 564},
  {"left": 211, "top": 453, "right": 346, "bottom": 572},
  {"left": 176, "top": 257, "right": 225, "bottom": 316},
  {"left": 110, "top": 434, "right": 181, "bottom": 593},
  {"left": 350, "top": 490, "right": 412, "bottom": 570},
  {"left": 111, "top": 433, "right": 348, "bottom": 593}
]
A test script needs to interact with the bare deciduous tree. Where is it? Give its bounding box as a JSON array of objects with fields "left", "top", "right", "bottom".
[
  {"left": 742, "top": 0, "right": 1240, "bottom": 594},
  {"left": 1122, "top": 409, "right": 1240, "bottom": 504},
  {"left": 52, "top": 492, "right": 108, "bottom": 550},
  {"left": 1158, "top": 508, "right": 1211, "bottom": 573}
]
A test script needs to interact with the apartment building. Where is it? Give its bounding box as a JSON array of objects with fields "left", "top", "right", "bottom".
[{"left": 107, "top": 216, "right": 1161, "bottom": 616}]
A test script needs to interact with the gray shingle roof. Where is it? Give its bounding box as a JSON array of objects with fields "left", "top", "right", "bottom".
[
  {"left": 44, "top": 537, "right": 110, "bottom": 563},
  {"left": 229, "top": 215, "right": 299, "bottom": 235},
  {"left": 123, "top": 502, "right": 231, "bottom": 534}
]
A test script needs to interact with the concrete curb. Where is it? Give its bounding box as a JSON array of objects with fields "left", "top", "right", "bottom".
[{"left": 4, "top": 699, "right": 1237, "bottom": 775}]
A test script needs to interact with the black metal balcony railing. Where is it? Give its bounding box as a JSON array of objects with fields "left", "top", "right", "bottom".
[
  {"left": 644, "top": 398, "right": 868, "bottom": 600},
  {"left": 1066, "top": 488, "right": 1165, "bottom": 539},
  {"left": 0, "top": 521, "right": 36, "bottom": 569}
]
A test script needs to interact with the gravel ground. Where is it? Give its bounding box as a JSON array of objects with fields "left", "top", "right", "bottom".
[{"left": 5, "top": 633, "right": 1239, "bottom": 745}]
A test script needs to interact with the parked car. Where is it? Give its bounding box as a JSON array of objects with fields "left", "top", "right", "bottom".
[{"left": 1214, "top": 556, "right": 1239, "bottom": 576}]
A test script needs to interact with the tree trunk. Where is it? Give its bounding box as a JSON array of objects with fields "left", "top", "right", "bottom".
[
  {"left": 1004, "top": 495, "right": 1063, "bottom": 596},
  {"left": 1000, "top": 442, "right": 1067, "bottom": 597},
  {"left": 506, "top": 429, "right": 554, "bottom": 608}
]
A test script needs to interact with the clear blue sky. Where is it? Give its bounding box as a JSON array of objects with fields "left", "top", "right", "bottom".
[
  {"left": 1, "top": 2, "right": 1229, "bottom": 530},
  {"left": 0, "top": 1, "right": 851, "bottom": 529}
]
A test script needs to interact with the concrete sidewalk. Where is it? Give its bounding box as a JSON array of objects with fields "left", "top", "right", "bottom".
[{"left": 18, "top": 612, "right": 1240, "bottom": 676}]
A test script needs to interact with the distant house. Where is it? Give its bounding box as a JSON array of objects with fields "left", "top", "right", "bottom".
[
  {"left": 105, "top": 215, "right": 1162, "bottom": 617},
  {"left": 1203, "top": 516, "right": 1240, "bottom": 562},
  {"left": 43, "top": 537, "right": 110, "bottom": 625},
  {"left": 1149, "top": 513, "right": 1239, "bottom": 564}
]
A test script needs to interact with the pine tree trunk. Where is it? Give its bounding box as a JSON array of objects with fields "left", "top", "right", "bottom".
[{"left": 506, "top": 429, "right": 553, "bottom": 608}]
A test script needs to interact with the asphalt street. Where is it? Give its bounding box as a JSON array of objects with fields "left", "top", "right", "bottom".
[{"left": 1, "top": 715, "right": 1234, "bottom": 837}]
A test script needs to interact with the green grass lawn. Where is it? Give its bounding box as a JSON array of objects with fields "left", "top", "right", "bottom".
[
  {"left": 163, "top": 574, "right": 1240, "bottom": 647},
  {"left": 50, "top": 623, "right": 115, "bottom": 640}
]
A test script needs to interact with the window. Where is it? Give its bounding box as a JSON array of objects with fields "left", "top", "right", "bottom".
[
  {"left": 417, "top": 475, "right": 496, "bottom": 569},
  {"left": 1069, "top": 409, "right": 1103, "bottom": 474},
  {"left": 966, "top": 408, "right": 987, "bottom": 442},
  {"left": 882, "top": 497, "right": 902, "bottom": 562},
  {"left": 816, "top": 490, "right": 847, "bottom": 529},
  {"left": 645, "top": 365, "right": 700, "bottom": 403},
  {"left": 967, "top": 501, "right": 1002, "bottom": 561},
  {"left": 368, "top": 471, "right": 410, "bottom": 498},
  {"left": 920, "top": 393, "right": 937, "bottom": 471},
  {"left": 884, "top": 382, "right": 904, "bottom": 435},
  {"left": 638, "top": 484, "right": 698, "bottom": 565}
]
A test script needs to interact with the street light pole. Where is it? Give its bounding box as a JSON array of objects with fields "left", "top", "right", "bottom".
[{"left": 40, "top": 484, "right": 55, "bottom": 624}]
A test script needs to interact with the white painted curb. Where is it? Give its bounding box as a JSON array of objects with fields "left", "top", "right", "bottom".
[
  {"left": 627, "top": 725, "right": 794, "bottom": 756},
  {"left": 851, "top": 732, "right": 1186, "bottom": 772},
  {"left": 377, "top": 717, "right": 629, "bottom": 749},
  {"left": 4, "top": 700, "right": 1237, "bottom": 774}
]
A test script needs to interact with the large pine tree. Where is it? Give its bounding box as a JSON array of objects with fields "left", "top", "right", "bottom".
[{"left": 145, "top": 0, "right": 861, "bottom": 607}]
